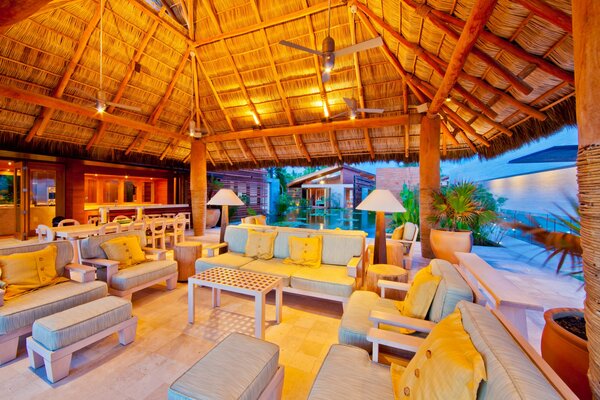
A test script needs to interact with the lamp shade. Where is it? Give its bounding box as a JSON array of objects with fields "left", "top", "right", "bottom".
[
  {"left": 207, "top": 189, "right": 245, "bottom": 206},
  {"left": 356, "top": 189, "right": 406, "bottom": 213}
]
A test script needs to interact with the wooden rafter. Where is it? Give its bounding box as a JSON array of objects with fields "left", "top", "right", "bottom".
[
  {"left": 160, "top": 113, "right": 190, "bottom": 161},
  {"left": 262, "top": 136, "right": 279, "bottom": 163},
  {"left": 214, "top": 141, "right": 233, "bottom": 166},
  {"left": 294, "top": 134, "right": 312, "bottom": 162},
  {"left": 0, "top": 83, "right": 188, "bottom": 142},
  {"left": 0, "top": 0, "right": 53, "bottom": 27},
  {"left": 26, "top": 2, "right": 102, "bottom": 142},
  {"left": 86, "top": 17, "right": 160, "bottom": 150},
  {"left": 236, "top": 138, "right": 258, "bottom": 165},
  {"left": 329, "top": 131, "right": 342, "bottom": 161},
  {"left": 403, "top": 0, "right": 574, "bottom": 84},
  {"left": 129, "top": 47, "right": 192, "bottom": 154},
  {"left": 128, "top": 0, "right": 193, "bottom": 46},
  {"left": 194, "top": 0, "right": 345, "bottom": 47},
  {"left": 513, "top": 0, "right": 572, "bottom": 34},
  {"left": 201, "top": 115, "right": 412, "bottom": 143},
  {"left": 349, "top": 8, "right": 374, "bottom": 160},
  {"left": 403, "top": 78, "right": 410, "bottom": 157}
]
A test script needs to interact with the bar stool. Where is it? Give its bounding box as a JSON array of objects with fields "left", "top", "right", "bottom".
[{"left": 58, "top": 219, "right": 80, "bottom": 227}]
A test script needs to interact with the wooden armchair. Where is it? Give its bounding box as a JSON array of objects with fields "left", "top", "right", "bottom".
[{"left": 386, "top": 222, "right": 419, "bottom": 269}]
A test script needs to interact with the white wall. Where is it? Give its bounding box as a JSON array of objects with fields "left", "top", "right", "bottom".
[{"left": 483, "top": 167, "right": 577, "bottom": 215}]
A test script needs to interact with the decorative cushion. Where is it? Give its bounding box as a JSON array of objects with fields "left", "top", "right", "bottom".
[
  {"left": 391, "top": 226, "right": 404, "bottom": 240},
  {"left": 427, "top": 259, "right": 473, "bottom": 323},
  {"left": 254, "top": 215, "right": 267, "bottom": 225},
  {"left": 316, "top": 233, "right": 364, "bottom": 266},
  {"left": 244, "top": 229, "right": 277, "bottom": 260},
  {"left": 392, "top": 308, "right": 486, "bottom": 400},
  {"left": 108, "top": 260, "right": 177, "bottom": 291},
  {"left": 0, "top": 245, "right": 68, "bottom": 300},
  {"left": 285, "top": 236, "right": 322, "bottom": 268},
  {"left": 100, "top": 235, "right": 146, "bottom": 268},
  {"left": 400, "top": 265, "right": 441, "bottom": 320},
  {"left": 273, "top": 229, "right": 310, "bottom": 259},
  {"left": 403, "top": 223, "right": 417, "bottom": 241}
]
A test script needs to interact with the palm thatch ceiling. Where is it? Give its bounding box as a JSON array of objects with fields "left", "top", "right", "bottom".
[{"left": 0, "top": 0, "right": 575, "bottom": 169}]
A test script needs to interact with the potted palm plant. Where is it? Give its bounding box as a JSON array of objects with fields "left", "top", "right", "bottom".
[
  {"left": 429, "top": 181, "right": 498, "bottom": 264},
  {"left": 510, "top": 200, "right": 590, "bottom": 400}
]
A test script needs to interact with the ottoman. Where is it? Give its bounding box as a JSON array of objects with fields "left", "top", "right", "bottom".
[
  {"left": 26, "top": 296, "right": 137, "bottom": 383},
  {"left": 169, "top": 332, "right": 284, "bottom": 400}
]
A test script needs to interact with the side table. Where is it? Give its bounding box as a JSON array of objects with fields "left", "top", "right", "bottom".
[
  {"left": 366, "top": 264, "right": 408, "bottom": 301},
  {"left": 174, "top": 241, "right": 203, "bottom": 282}
]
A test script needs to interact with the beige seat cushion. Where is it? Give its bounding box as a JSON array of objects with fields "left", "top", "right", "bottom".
[
  {"left": 108, "top": 260, "right": 177, "bottom": 291},
  {"left": 240, "top": 259, "right": 302, "bottom": 287},
  {"left": 291, "top": 264, "right": 355, "bottom": 298},
  {"left": 194, "top": 252, "right": 254, "bottom": 273}
]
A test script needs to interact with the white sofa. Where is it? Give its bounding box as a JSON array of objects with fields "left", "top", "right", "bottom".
[{"left": 195, "top": 225, "right": 367, "bottom": 303}]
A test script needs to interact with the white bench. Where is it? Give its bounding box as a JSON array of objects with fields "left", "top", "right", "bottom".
[
  {"left": 455, "top": 252, "right": 543, "bottom": 340},
  {"left": 26, "top": 296, "right": 137, "bottom": 383}
]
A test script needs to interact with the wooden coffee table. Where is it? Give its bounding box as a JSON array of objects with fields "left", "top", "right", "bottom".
[{"left": 188, "top": 267, "right": 283, "bottom": 339}]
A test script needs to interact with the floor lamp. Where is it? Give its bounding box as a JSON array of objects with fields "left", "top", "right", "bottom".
[
  {"left": 207, "top": 189, "right": 244, "bottom": 243},
  {"left": 356, "top": 189, "right": 406, "bottom": 265}
]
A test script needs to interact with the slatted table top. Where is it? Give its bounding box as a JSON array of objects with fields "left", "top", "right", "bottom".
[{"left": 189, "top": 267, "right": 282, "bottom": 294}]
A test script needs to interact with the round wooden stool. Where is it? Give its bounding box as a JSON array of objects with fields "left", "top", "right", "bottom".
[
  {"left": 366, "top": 264, "right": 408, "bottom": 301},
  {"left": 174, "top": 241, "right": 203, "bottom": 282}
]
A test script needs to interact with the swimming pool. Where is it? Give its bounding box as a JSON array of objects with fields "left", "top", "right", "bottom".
[{"left": 268, "top": 208, "right": 377, "bottom": 237}]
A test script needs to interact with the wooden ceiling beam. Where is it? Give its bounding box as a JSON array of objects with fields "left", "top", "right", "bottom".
[
  {"left": 513, "top": 0, "right": 572, "bottom": 34},
  {"left": 329, "top": 131, "right": 343, "bottom": 161},
  {"left": 445, "top": 119, "right": 477, "bottom": 153},
  {"left": 440, "top": 121, "right": 460, "bottom": 146},
  {"left": 128, "top": 0, "right": 194, "bottom": 46},
  {"left": 86, "top": 17, "right": 160, "bottom": 150},
  {"left": 215, "top": 141, "right": 233, "bottom": 166},
  {"left": 236, "top": 138, "right": 258, "bottom": 166},
  {"left": 403, "top": 0, "right": 574, "bottom": 84},
  {"left": 202, "top": 114, "right": 411, "bottom": 143},
  {"left": 26, "top": 2, "right": 102, "bottom": 142},
  {"left": 194, "top": 0, "right": 346, "bottom": 47},
  {"left": 0, "top": 0, "right": 53, "bottom": 27},
  {"left": 262, "top": 136, "right": 279, "bottom": 164},
  {"left": 294, "top": 134, "right": 311, "bottom": 162},
  {"left": 160, "top": 113, "right": 191, "bottom": 161},
  {"left": 0, "top": 83, "right": 189, "bottom": 142},
  {"left": 349, "top": 8, "right": 375, "bottom": 160}
]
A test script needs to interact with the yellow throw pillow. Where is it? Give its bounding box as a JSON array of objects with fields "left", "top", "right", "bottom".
[
  {"left": 391, "top": 308, "right": 487, "bottom": 400},
  {"left": 254, "top": 215, "right": 267, "bottom": 225},
  {"left": 245, "top": 229, "right": 277, "bottom": 260},
  {"left": 0, "top": 245, "right": 67, "bottom": 300},
  {"left": 284, "top": 236, "right": 322, "bottom": 268},
  {"left": 391, "top": 226, "right": 404, "bottom": 240},
  {"left": 400, "top": 265, "right": 441, "bottom": 320},
  {"left": 100, "top": 235, "right": 146, "bottom": 268}
]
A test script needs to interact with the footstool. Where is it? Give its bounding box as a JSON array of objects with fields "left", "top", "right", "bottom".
[
  {"left": 26, "top": 296, "right": 137, "bottom": 383},
  {"left": 366, "top": 264, "right": 408, "bottom": 301},
  {"left": 169, "top": 332, "right": 284, "bottom": 400}
]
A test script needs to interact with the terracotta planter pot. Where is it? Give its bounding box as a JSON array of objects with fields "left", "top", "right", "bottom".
[
  {"left": 205, "top": 208, "right": 221, "bottom": 229},
  {"left": 429, "top": 229, "right": 473, "bottom": 264},
  {"left": 541, "top": 308, "right": 591, "bottom": 400}
]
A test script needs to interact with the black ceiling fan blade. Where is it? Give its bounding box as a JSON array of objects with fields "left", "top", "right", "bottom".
[
  {"left": 279, "top": 40, "right": 323, "bottom": 56},
  {"left": 334, "top": 36, "right": 384, "bottom": 57}
]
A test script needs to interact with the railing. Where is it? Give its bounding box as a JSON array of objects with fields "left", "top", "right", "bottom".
[{"left": 500, "top": 209, "right": 575, "bottom": 245}]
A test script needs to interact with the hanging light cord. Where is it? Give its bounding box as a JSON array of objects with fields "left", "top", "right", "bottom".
[
  {"left": 327, "top": 0, "right": 331, "bottom": 37},
  {"left": 99, "top": 0, "right": 103, "bottom": 92}
]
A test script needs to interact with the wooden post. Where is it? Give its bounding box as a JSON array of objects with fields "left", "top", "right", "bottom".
[
  {"left": 190, "top": 140, "right": 206, "bottom": 236},
  {"left": 373, "top": 211, "right": 387, "bottom": 264},
  {"left": 419, "top": 114, "right": 441, "bottom": 259},
  {"left": 573, "top": 0, "right": 600, "bottom": 397}
]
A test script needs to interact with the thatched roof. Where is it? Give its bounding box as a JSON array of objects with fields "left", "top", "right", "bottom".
[{"left": 0, "top": 0, "right": 576, "bottom": 169}]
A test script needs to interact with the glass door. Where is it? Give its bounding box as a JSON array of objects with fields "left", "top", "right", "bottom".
[{"left": 13, "top": 161, "right": 29, "bottom": 240}]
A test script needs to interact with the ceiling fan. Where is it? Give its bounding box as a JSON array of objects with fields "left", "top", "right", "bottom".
[
  {"left": 279, "top": 0, "right": 383, "bottom": 83},
  {"left": 188, "top": 117, "right": 208, "bottom": 139},
  {"left": 83, "top": 0, "right": 141, "bottom": 113},
  {"left": 330, "top": 97, "right": 384, "bottom": 120}
]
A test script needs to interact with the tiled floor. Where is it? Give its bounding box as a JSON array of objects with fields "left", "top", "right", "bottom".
[{"left": 0, "top": 229, "right": 585, "bottom": 399}]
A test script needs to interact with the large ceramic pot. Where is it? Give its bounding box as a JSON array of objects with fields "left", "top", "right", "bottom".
[
  {"left": 429, "top": 229, "right": 473, "bottom": 264},
  {"left": 205, "top": 208, "right": 221, "bottom": 228},
  {"left": 541, "top": 308, "right": 591, "bottom": 400}
]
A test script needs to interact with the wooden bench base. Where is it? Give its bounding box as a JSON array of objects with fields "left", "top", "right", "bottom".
[{"left": 26, "top": 316, "right": 138, "bottom": 383}]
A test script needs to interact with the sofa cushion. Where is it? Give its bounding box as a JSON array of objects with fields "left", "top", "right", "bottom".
[
  {"left": 458, "top": 301, "right": 562, "bottom": 400},
  {"left": 32, "top": 296, "right": 132, "bottom": 351},
  {"left": 0, "top": 241, "right": 73, "bottom": 277},
  {"left": 428, "top": 259, "right": 473, "bottom": 323},
  {"left": 195, "top": 252, "right": 254, "bottom": 273},
  {"left": 109, "top": 260, "right": 177, "bottom": 291},
  {"left": 308, "top": 344, "right": 393, "bottom": 400},
  {"left": 273, "top": 229, "right": 310, "bottom": 259},
  {"left": 239, "top": 259, "right": 302, "bottom": 287},
  {"left": 291, "top": 264, "right": 355, "bottom": 298},
  {"left": 401, "top": 265, "right": 441, "bottom": 320},
  {"left": 224, "top": 226, "right": 250, "bottom": 254},
  {"left": 245, "top": 229, "right": 277, "bottom": 260},
  {"left": 339, "top": 290, "right": 400, "bottom": 351},
  {"left": 285, "top": 236, "right": 322, "bottom": 268},
  {"left": 0, "top": 280, "right": 107, "bottom": 335},
  {"left": 169, "top": 332, "right": 279, "bottom": 400},
  {"left": 80, "top": 231, "right": 147, "bottom": 260},
  {"left": 312, "top": 233, "right": 364, "bottom": 266},
  {"left": 403, "top": 223, "right": 417, "bottom": 241},
  {"left": 100, "top": 235, "right": 146, "bottom": 268}
]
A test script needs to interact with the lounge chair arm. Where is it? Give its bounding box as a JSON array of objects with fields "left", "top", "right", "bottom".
[
  {"left": 65, "top": 263, "right": 97, "bottom": 283},
  {"left": 367, "top": 327, "right": 425, "bottom": 361},
  {"left": 369, "top": 310, "right": 436, "bottom": 333},
  {"left": 0, "top": 289, "right": 4, "bottom": 306},
  {"left": 346, "top": 256, "right": 362, "bottom": 278},
  {"left": 142, "top": 247, "right": 167, "bottom": 260},
  {"left": 378, "top": 279, "right": 410, "bottom": 298},
  {"left": 205, "top": 242, "right": 228, "bottom": 257},
  {"left": 82, "top": 258, "right": 119, "bottom": 268}
]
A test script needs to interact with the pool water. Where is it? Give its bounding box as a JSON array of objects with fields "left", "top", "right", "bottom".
[{"left": 268, "top": 208, "right": 377, "bottom": 237}]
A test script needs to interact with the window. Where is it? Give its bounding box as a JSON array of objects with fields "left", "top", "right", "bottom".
[
  {"left": 124, "top": 181, "right": 136, "bottom": 202},
  {"left": 103, "top": 180, "right": 119, "bottom": 203},
  {"left": 0, "top": 172, "right": 14, "bottom": 205}
]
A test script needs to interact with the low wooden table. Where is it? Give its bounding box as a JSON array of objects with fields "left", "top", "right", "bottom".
[
  {"left": 174, "top": 241, "right": 203, "bottom": 282},
  {"left": 366, "top": 264, "right": 408, "bottom": 301},
  {"left": 188, "top": 268, "right": 283, "bottom": 339}
]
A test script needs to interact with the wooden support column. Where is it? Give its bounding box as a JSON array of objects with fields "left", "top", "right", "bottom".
[
  {"left": 0, "top": 0, "right": 53, "bottom": 27},
  {"left": 190, "top": 139, "right": 206, "bottom": 236},
  {"left": 419, "top": 114, "right": 441, "bottom": 259},
  {"left": 573, "top": 0, "right": 600, "bottom": 398}
]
